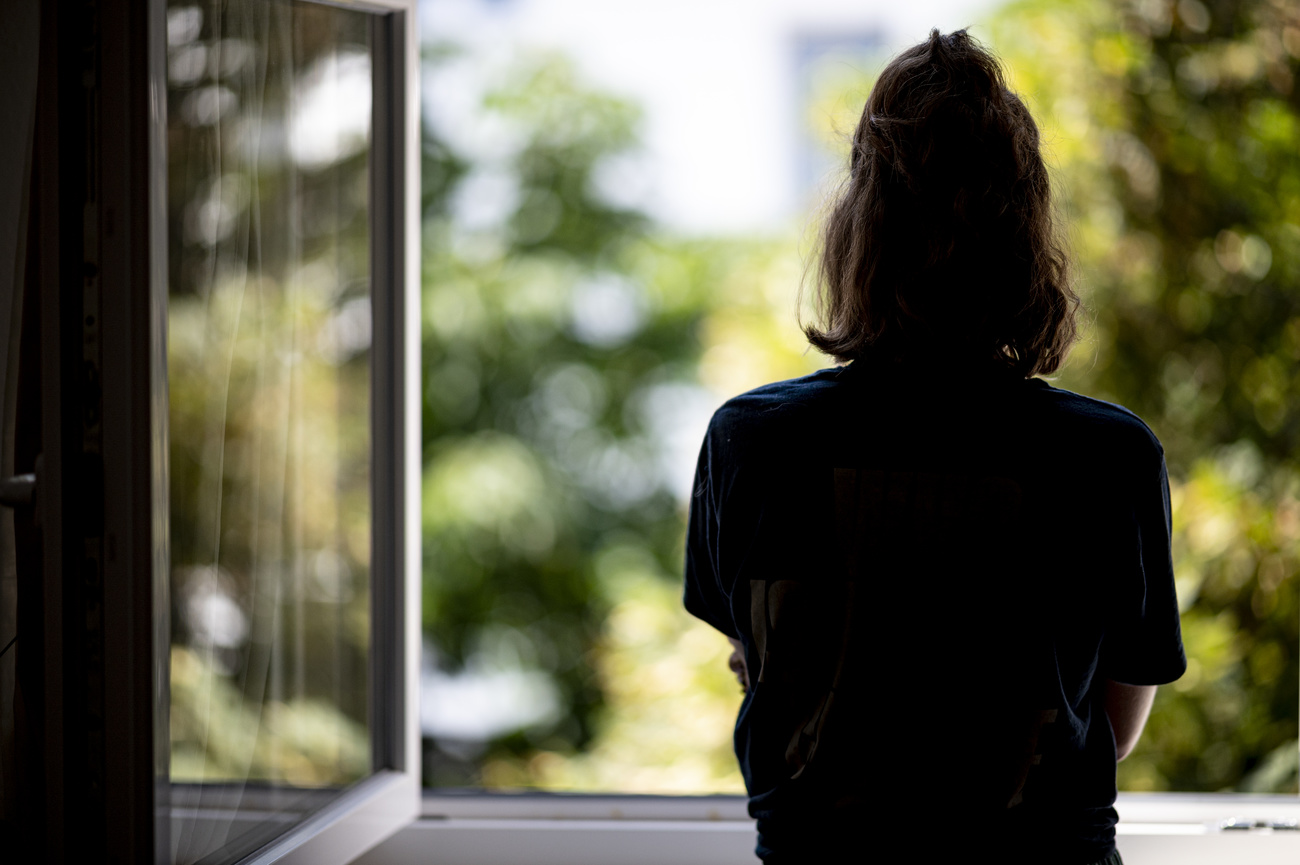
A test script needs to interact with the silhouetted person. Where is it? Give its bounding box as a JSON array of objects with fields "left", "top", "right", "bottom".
[{"left": 684, "top": 29, "right": 1186, "bottom": 865}]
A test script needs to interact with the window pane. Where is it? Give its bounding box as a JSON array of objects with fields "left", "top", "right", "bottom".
[{"left": 165, "top": 1, "right": 374, "bottom": 860}]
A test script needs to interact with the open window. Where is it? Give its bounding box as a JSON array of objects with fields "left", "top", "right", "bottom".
[
  {"left": 4, "top": 0, "right": 1299, "bottom": 863},
  {"left": 409, "top": 0, "right": 1300, "bottom": 803},
  {"left": 2, "top": 0, "right": 420, "bottom": 861}
]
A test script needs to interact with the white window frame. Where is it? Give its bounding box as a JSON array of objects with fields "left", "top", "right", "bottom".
[
  {"left": 126, "top": 0, "right": 420, "bottom": 860},
  {"left": 349, "top": 792, "right": 1299, "bottom": 864},
  {"left": 157, "top": 0, "right": 427, "bottom": 860}
]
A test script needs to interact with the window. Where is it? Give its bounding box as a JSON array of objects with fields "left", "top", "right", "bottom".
[
  {"left": 2, "top": 0, "right": 420, "bottom": 860},
  {"left": 163, "top": 0, "right": 418, "bottom": 861},
  {"left": 412, "top": 0, "right": 1300, "bottom": 805},
  {"left": 3, "top": 0, "right": 1298, "bottom": 862}
]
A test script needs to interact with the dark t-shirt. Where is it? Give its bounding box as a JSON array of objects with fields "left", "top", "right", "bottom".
[{"left": 683, "top": 357, "right": 1187, "bottom": 864}]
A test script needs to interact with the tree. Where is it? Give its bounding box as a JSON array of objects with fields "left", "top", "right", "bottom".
[
  {"left": 993, "top": 0, "right": 1300, "bottom": 791},
  {"left": 419, "top": 52, "right": 738, "bottom": 784}
]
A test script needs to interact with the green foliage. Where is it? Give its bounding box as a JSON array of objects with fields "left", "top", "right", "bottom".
[
  {"left": 171, "top": 646, "right": 368, "bottom": 786},
  {"left": 991, "top": 0, "right": 1300, "bottom": 792},
  {"left": 418, "top": 54, "right": 728, "bottom": 782}
]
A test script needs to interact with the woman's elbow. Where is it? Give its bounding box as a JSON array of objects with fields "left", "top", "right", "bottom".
[{"left": 1104, "top": 680, "right": 1159, "bottom": 763}]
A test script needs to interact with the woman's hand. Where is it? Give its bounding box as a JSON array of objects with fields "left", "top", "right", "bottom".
[{"left": 727, "top": 637, "right": 750, "bottom": 694}]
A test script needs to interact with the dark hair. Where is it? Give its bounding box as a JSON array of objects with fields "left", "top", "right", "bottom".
[{"left": 804, "top": 29, "right": 1078, "bottom": 377}]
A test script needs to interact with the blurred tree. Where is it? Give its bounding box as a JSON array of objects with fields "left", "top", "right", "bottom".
[
  {"left": 165, "top": 3, "right": 375, "bottom": 786},
  {"left": 418, "top": 52, "right": 741, "bottom": 784},
  {"left": 992, "top": 0, "right": 1300, "bottom": 792}
]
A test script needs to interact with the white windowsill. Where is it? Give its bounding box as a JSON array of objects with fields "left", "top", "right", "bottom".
[
  {"left": 348, "top": 792, "right": 1300, "bottom": 865},
  {"left": 420, "top": 791, "right": 752, "bottom": 821}
]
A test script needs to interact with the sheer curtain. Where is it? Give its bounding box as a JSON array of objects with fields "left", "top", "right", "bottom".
[{"left": 164, "top": 2, "right": 375, "bottom": 861}]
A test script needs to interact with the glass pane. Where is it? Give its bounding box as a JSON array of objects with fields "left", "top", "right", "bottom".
[{"left": 164, "top": 1, "right": 374, "bottom": 861}]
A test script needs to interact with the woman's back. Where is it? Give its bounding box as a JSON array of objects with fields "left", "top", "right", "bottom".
[
  {"left": 686, "top": 357, "right": 1185, "bottom": 862},
  {"left": 683, "top": 29, "right": 1185, "bottom": 863}
]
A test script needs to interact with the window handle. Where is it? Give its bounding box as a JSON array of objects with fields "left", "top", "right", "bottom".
[{"left": 0, "top": 473, "right": 36, "bottom": 508}]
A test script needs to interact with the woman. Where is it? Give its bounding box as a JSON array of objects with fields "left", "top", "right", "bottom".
[{"left": 684, "top": 29, "right": 1185, "bottom": 865}]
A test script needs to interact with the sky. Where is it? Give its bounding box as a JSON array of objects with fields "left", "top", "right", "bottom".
[{"left": 419, "top": 0, "right": 1006, "bottom": 235}]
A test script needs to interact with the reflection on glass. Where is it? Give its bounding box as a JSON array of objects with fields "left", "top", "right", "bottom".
[{"left": 165, "top": 1, "right": 372, "bottom": 861}]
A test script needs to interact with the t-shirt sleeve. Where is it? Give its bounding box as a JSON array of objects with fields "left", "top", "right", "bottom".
[
  {"left": 1100, "top": 453, "right": 1188, "bottom": 686},
  {"left": 683, "top": 430, "right": 739, "bottom": 639}
]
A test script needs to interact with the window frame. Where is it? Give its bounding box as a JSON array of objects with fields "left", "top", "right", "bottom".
[
  {"left": 251, "top": 1, "right": 426, "bottom": 858},
  {"left": 83, "top": 0, "right": 421, "bottom": 860},
  {"left": 405, "top": 3, "right": 1300, "bottom": 851}
]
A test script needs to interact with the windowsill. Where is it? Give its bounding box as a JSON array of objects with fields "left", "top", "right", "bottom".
[
  {"left": 419, "top": 789, "right": 751, "bottom": 821},
  {"left": 347, "top": 791, "right": 1300, "bottom": 865},
  {"left": 416, "top": 789, "right": 1300, "bottom": 825},
  {"left": 1114, "top": 791, "right": 1300, "bottom": 829}
]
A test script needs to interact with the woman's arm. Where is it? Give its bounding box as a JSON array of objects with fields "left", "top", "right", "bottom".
[{"left": 1104, "top": 679, "right": 1158, "bottom": 761}]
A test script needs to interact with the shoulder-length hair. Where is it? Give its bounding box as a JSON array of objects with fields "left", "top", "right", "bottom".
[{"left": 805, "top": 29, "right": 1078, "bottom": 378}]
